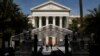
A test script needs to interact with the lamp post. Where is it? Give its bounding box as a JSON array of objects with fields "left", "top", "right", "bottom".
[
  {"left": 79, "top": 0, "right": 84, "bottom": 48},
  {"left": 79, "top": 0, "right": 83, "bottom": 26}
]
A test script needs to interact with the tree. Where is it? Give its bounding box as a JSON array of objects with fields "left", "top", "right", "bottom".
[
  {"left": 0, "top": 0, "right": 32, "bottom": 48},
  {"left": 84, "top": 5, "right": 100, "bottom": 45},
  {"left": 83, "top": 5, "right": 100, "bottom": 56},
  {"left": 69, "top": 18, "right": 79, "bottom": 32}
]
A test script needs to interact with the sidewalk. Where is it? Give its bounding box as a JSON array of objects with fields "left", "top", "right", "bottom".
[{"left": 37, "top": 46, "right": 65, "bottom": 55}]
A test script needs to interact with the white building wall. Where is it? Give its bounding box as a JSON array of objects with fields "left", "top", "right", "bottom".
[{"left": 32, "top": 12, "right": 69, "bottom": 16}]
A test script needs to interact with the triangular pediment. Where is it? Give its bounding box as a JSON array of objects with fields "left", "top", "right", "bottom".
[
  {"left": 35, "top": 3, "right": 67, "bottom": 10},
  {"left": 31, "top": 1, "right": 71, "bottom": 11}
]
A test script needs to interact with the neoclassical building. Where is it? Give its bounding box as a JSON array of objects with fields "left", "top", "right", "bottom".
[
  {"left": 27, "top": 0, "right": 72, "bottom": 46},
  {"left": 28, "top": 1, "right": 71, "bottom": 28},
  {"left": 9, "top": 1, "right": 90, "bottom": 56},
  {"left": 9, "top": 1, "right": 89, "bottom": 56},
  {"left": 10, "top": 0, "right": 73, "bottom": 49}
]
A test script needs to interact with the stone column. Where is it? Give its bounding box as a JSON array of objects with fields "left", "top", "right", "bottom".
[
  {"left": 59, "top": 17, "right": 63, "bottom": 44},
  {"left": 60, "top": 17, "right": 62, "bottom": 28},
  {"left": 32, "top": 16, "right": 35, "bottom": 27},
  {"left": 46, "top": 16, "right": 49, "bottom": 26},
  {"left": 53, "top": 16, "right": 55, "bottom": 26},
  {"left": 66, "top": 17, "right": 69, "bottom": 28},
  {"left": 39, "top": 17, "right": 42, "bottom": 28}
]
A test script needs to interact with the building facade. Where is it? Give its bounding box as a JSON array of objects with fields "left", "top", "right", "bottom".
[
  {"left": 10, "top": 1, "right": 89, "bottom": 56},
  {"left": 28, "top": 0, "right": 72, "bottom": 46}
]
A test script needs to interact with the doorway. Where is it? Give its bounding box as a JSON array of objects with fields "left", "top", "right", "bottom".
[
  {"left": 45, "top": 36, "right": 56, "bottom": 46},
  {"left": 48, "top": 37, "right": 52, "bottom": 46}
]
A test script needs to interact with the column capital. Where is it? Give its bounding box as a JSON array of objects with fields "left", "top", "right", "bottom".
[
  {"left": 52, "top": 16, "right": 56, "bottom": 18},
  {"left": 58, "top": 16, "right": 64, "bottom": 18},
  {"left": 39, "top": 16, "right": 43, "bottom": 18}
]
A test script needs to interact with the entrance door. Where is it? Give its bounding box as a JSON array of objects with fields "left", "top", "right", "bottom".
[
  {"left": 48, "top": 37, "right": 52, "bottom": 46},
  {"left": 45, "top": 36, "right": 56, "bottom": 46}
]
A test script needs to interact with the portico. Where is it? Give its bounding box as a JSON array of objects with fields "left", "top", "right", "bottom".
[
  {"left": 31, "top": 16, "right": 68, "bottom": 28},
  {"left": 28, "top": 1, "right": 71, "bottom": 28}
]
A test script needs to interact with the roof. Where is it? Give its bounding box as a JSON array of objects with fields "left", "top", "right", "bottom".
[{"left": 31, "top": 1, "right": 71, "bottom": 11}]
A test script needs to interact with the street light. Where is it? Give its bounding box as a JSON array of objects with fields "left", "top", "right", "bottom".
[
  {"left": 78, "top": 0, "right": 85, "bottom": 49},
  {"left": 79, "top": 0, "right": 83, "bottom": 26},
  {"left": 79, "top": 0, "right": 84, "bottom": 42}
]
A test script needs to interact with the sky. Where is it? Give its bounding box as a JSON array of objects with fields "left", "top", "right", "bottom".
[{"left": 14, "top": 0, "right": 100, "bottom": 16}]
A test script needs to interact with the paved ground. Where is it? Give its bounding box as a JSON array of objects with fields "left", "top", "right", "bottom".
[{"left": 37, "top": 46, "right": 65, "bottom": 55}]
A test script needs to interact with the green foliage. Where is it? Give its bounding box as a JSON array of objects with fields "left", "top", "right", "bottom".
[
  {"left": 84, "top": 5, "right": 100, "bottom": 34},
  {"left": 83, "top": 5, "right": 100, "bottom": 56},
  {"left": 69, "top": 18, "right": 79, "bottom": 32},
  {"left": 84, "top": 5, "right": 100, "bottom": 45},
  {"left": 0, "top": 0, "right": 32, "bottom": 40}
]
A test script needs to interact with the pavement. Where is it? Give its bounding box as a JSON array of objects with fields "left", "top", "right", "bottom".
[{"left": 37, "top": 46, "right": 65, "bottom": 55}]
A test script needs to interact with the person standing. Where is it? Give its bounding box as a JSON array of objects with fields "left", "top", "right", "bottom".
[{"left": 46, "top": 44, "right": 49, "bottom": 51}]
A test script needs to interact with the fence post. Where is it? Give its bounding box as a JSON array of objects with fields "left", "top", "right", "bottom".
[
  {"left": 65, "top": 35, "right": 69, "bottom": 56},
  {"left": 34, "top": 34, "right": 38, "bottom": 55}
]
